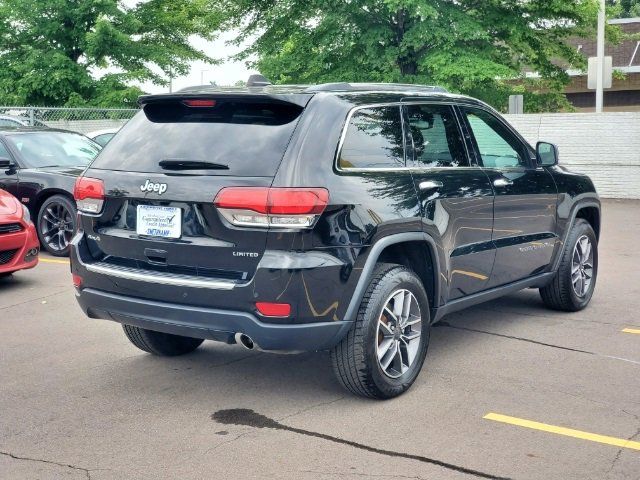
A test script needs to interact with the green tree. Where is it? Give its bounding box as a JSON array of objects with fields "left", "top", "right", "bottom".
[
  {"left": 0, "top": 0, "right": 222, "bottom": 107},
  {"left": 221, "top": 0, "right": 602, "bottom": 112},
  {"left": 608, "top": 0, "right": 640, "bottom": 17}
]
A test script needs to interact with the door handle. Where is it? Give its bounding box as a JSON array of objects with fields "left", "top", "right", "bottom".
[
  {"left": 419, "top": 180, "right": 444, "bottom": 191},
  {"left": 493, "top": 177, "right": 514, "bottom": 187}
]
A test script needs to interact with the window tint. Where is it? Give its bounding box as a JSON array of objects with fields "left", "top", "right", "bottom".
[
  {"left": 405, "top": 104, "right": 468, "bottom": 168},
  {"left": 91, "top": 100, "right": 303, "bottom": 176},
  {"left": 463, "top": 108, "right": 526, "bottom": 168},
  {"left": 339, "top": 106, "right": 404, "bottom": 169}
]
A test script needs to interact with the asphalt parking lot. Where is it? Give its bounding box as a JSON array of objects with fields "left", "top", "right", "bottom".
[{"left": 1, "top": 199, "right": 639, "bottom": 480}]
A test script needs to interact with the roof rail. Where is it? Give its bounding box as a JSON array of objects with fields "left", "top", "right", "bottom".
[{"left": 305, "top": 82, "right": 448, "bottom": 93}]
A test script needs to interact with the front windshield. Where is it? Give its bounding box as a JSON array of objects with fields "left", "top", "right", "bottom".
[{"left": 7, "top": 132, "right": 101, "bottom": 168}]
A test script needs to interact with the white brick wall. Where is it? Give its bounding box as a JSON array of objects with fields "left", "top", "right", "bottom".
[{"left": 504, "top": 113, "right": 640, "bottom": 199}]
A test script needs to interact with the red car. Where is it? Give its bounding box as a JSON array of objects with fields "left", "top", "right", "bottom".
[{"left": 0, "top": 189, "right": 39, "bottom": 276}]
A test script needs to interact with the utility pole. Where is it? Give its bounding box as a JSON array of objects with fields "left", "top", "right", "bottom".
[
  {"left": 169, "top": 65, "right": 173, "bottom": 93},
  {"left": 595, "top": 0, "right": 605, "bottom": 113},
  {"left": 200, "top": 70, "right": 210, "bottom": 85}
]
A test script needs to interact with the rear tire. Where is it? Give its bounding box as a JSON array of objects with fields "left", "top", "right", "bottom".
[
  {"left": 540, "top": 219, "right": 598, "bottom": 312},
  {"left": 122, "top": 325, "right": 204, "bottom": 356},
  {"left": 331, "top": 263, "right": 430, "bottom": 399}
]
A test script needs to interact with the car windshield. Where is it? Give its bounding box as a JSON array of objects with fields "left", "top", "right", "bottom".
[{"left": 7, "top": 131, "right": 101, "bottom": 168}]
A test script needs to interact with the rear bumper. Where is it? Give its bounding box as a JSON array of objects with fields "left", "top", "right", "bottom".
[{"left": 75, "top": 287, "right": 353, "bottom": 352}]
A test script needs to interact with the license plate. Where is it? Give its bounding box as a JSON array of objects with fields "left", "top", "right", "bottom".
[{"left": 136, "top": 205, "right": 182, "bottom": 239}]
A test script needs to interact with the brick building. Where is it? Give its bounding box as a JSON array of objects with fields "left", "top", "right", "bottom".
[{"left": 565, "top": 17, "right": 640, "bottom": 112}]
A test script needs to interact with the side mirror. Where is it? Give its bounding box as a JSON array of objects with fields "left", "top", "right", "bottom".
[
  {"left": 536, "top": 141, "right": 559, "bottom": 167},
  {"left": 0, "top": 157, "right": 15, "bottom": 169}
]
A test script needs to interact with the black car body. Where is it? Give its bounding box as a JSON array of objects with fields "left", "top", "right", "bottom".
[
  {"left": 0, "top": 127, "right": 102, "bottom": 256},
  {"left": 71, "top": 83, "right": 600, "bottom": 398}
]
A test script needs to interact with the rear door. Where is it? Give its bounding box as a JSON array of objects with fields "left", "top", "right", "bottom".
[
  {"left": 459, "top": 106, "right": 558, "bottom": 287},
  {"left": 80, "top": 95, "right": 309, "bottom": 283},
  {"left": 404, "top": 103, "right": 495, "bottom": 302}
]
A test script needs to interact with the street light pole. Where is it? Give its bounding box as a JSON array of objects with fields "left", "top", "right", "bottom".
[{"left": 595, "top": 0, "right": 605, "bottom": 113}]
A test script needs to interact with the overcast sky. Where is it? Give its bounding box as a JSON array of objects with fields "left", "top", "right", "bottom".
[
  {"left": 138, "top": 33, "right": 255, "bottom": 94},
  {"left": 121, "top": 1, "right": 253, "bottom": 93}
]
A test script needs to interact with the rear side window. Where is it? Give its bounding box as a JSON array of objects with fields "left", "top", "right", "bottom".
[
  {"left": 405, "top": 104, "right": 468, "bottom": 168},
  {"left": 339, "top": 106, "right": 405, "bottom": 169},
  {"left": 90, "top": 98, "right": 304, "bottom": 176}
]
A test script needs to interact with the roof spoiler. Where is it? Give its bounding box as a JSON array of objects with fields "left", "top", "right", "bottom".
[
  {"left": 136, "top": 74, "right": 316, "bottom": 107},
  {"left": 138, "top": 93, "right": 312, "bottom": 109}
]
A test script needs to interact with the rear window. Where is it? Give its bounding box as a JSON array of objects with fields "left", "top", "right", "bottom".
[{"left": 90, "top": 98, "right": 304, "bottom": 176}]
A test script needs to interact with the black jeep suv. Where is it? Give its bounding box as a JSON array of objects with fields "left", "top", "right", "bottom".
[{"left": 71, "top": 82, "right": 600, "bottom": 399}]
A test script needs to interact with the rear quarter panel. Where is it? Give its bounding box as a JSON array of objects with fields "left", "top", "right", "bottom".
[
  {"left": 17, "top": 169, "right": 79, "bottom": 217},
  {"left": 269, "top": 94, "right": 424, "bottom": 323}
]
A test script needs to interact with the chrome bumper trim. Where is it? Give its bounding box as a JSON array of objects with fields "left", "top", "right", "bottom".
[{"left": 84, "top": 262, "right": 237, "bottom": 290}]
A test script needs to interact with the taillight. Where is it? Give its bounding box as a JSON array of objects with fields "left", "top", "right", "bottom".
[
  {"left": 74, "top": 177, "right": 105, "bottom": 214},
  {"left": 72, "top": 273, "right": 83, "bottom": 288},
  {"left": 214, "top": 187, "right": 329, "bottom": 228}
]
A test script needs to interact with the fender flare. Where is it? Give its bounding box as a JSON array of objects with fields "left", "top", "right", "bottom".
[
  {"left": 551, "top": 199, "right": 601, "bottom": 273},
  {"left": 343, "top": 232, "right": 442, "bottom": 322}
]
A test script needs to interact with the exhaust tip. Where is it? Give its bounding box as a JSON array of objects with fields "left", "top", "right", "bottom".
[{"left": 234, "top": 333, "right": 255, "bottom": 350}]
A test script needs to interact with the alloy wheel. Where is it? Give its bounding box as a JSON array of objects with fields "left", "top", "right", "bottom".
[
  {"left": 376, "top": 289, "right": 422, "bottom": 379},
  {"left": 571, "top": 235, "right": 594, "bottom": 297},
  {"left": 40, "top": 202, "right": 74, "bottom": 253}
]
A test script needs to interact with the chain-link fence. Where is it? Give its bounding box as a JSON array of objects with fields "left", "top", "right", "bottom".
[{"left": 0, "top": 106, "right": 139, "bottom": 135}]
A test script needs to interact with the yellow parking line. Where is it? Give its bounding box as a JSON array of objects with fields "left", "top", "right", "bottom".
[
  {"left": 622, "top": 328, "right": 640, "bottom": 335},
  {"left": 484, "top": 413, "right": 640, "bottom": 451},
  {"left": 39, "top": 258, "right": 70, "bottom": 265}
]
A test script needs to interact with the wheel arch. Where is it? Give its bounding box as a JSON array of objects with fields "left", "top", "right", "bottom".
[
  {"left": 344, "top": 233, "right": 441, "bottom": 322},
  {"left": 33, "top": 189, "right": 76, "bottom": 218},
  {"left": 551, "top": 199, "right": 601, "bottom": 273},
  {"left": 575, "top": 205, "right": 600, "bottom": 241}
]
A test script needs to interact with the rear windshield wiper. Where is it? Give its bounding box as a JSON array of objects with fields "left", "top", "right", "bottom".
[{"left": 159, "top": 160, "right": 229, "bottom": 171}]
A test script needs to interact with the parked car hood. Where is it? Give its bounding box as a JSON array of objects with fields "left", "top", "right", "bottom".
[{"left": 0, "top": 189, "right": 18, "bottom": 215}]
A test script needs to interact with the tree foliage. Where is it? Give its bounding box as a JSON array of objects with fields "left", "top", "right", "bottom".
[
  {"left": 221, "top": 0, "right": 602, "bottom": 112},
  {"left": 0, "top": 0, "right": 222, "bottom": 107},
  {"left": 608, "top": 0, "right": 640, "bottom": 17}
]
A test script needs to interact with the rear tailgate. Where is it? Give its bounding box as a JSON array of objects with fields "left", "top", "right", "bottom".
[{"left": 78, "top": 93, "right": 311, "bottom": 281}]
